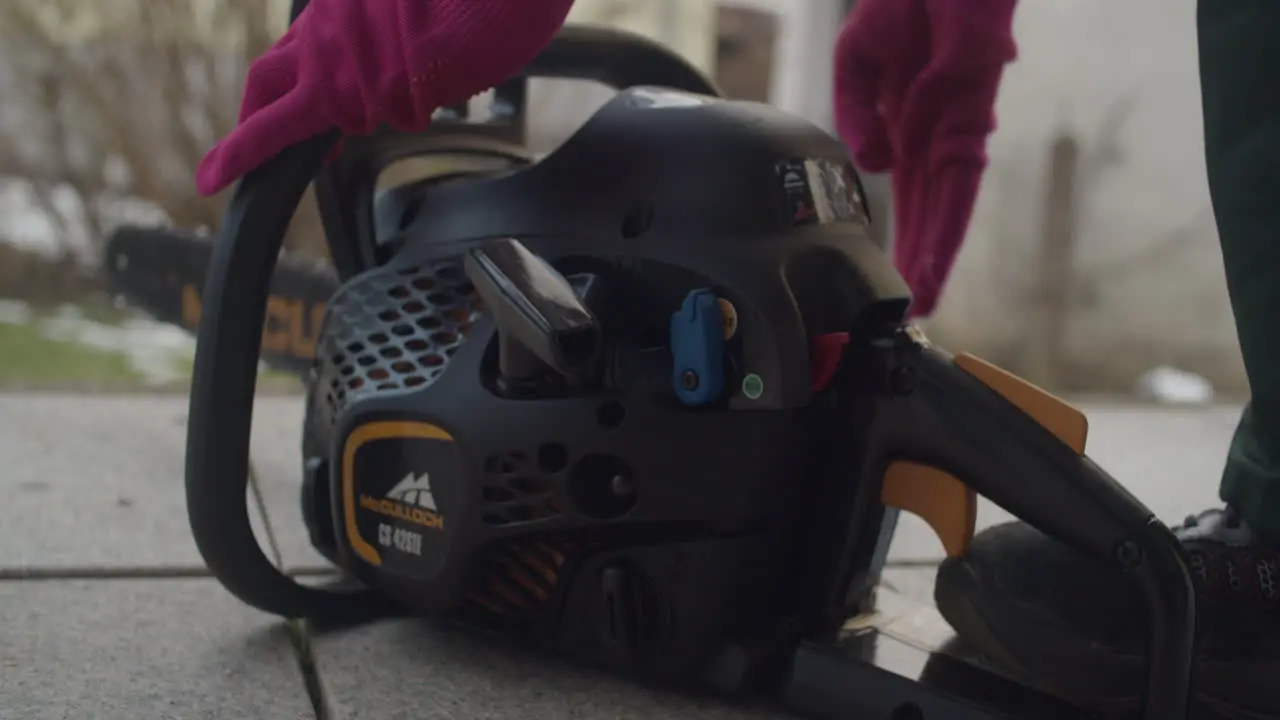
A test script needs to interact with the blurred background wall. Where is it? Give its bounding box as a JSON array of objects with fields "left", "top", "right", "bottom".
[
  {"left": 928, "top": 0, "right": 1239, "bottom": 395},
  {"left": 0, "top": 0, "right": 1242, "bottom": 399}
]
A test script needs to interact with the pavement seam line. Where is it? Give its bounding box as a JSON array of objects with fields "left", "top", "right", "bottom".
[
  {"left": 246, "top": 457, "right": 338, "bottom": 720},
  {"left": 0, "top": 566, "right": 338, "bottom": 581},
  {"left": 247, "top": 459, "right": 287, "bottom": 568},
  {"left": 288, "top": 622, "right": 334, "bottom": 720}
]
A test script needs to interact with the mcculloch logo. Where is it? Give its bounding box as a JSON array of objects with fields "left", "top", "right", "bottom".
[
  {"left": 358, "top": 489, "right": 445, "bottom": 531},
  {"left": 385, "top": 472, "right": 437, "bottom": 509}
]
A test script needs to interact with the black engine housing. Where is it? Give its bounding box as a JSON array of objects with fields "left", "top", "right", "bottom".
[{"left": 299, "top": 87, "right": 909, "bottom": 680}]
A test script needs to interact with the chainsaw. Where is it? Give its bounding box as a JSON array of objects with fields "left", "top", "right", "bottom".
[{"left": 181, "top": 20, "right": 1198, "bottom": 720}]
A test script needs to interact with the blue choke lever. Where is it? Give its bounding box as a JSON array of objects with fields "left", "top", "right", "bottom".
[{"left": 670, "top": 289, "right": 726, "bottom": 405}]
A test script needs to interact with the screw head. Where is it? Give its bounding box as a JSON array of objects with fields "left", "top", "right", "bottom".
[
  {"left": 1115, "top": 540, "right": 1144, "bottom": 568},
  {"left": 681, "top": 370, "right": 699, "bottom": 390},
  {"left": 610, "top": 474, "right": 634, "bottom": 496},
  {"left": 889, "top": 365, "right": 917, "bottom": 395}
]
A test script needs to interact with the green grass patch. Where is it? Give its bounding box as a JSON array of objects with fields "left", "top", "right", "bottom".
[
  {"left": 71, "top": 299, "right": 133, "bottom": 326},
  {"left": 0, "top": 320, "right": 143, "bottom": 386},
  {"left": 0, "top": 300, "right": 305, "bottom": 391}
]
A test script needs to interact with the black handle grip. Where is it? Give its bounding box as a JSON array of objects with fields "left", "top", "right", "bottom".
[
  {"left": 317, "top": 24, "right": 721, "bottom": 281},
  {"left": 463, "top": 237, "right": 601, "bottom": 384},
  {"left": 185, "top": 131, "right": 405, "bottom": 622},
  {"left": 523, "top": 25, "right": 720, "bottom": 96}
]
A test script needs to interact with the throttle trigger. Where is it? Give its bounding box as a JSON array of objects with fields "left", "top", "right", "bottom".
[
  {"left": 879, "top": 354, "right": 1086, "bottom": 559},
  {"left": 881, "top": 462, "right": 978, "bottom": 558}
]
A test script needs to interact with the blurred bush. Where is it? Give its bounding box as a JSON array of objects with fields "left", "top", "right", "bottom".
[
  {"left": 0, "top": 0, "right": 326, "bottom": 302},
  {"left": 0, "top": 0, "right": 716, "bottom": 304},
  {"left": 0, "top": 244, "right": 99, "bottom": 304}
]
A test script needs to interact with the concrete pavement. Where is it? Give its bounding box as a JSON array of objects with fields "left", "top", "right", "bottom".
[{"left": 0, "top": 394, "right": 1242, "bottom": 718}]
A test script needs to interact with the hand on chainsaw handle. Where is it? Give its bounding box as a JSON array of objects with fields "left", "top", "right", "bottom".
[
  {"left": 834, "top": 0, "right": 1019, "bottom": 318},
  {"left": 195, "top": 0, "right": 576, "bottom": 197}
]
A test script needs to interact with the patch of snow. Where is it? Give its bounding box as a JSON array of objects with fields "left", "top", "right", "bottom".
[
  {"left": 39, "top": 306, "right": 196, "bottom": 386},
  {"left": 1134, "top": 366, "right": 1216, "bottom": 406},
  {"left": 26, "top": 304, "right": 279, "bottom": 386},
  {"left": 0, "top": 299, "right": 32, "bottom": 325}
]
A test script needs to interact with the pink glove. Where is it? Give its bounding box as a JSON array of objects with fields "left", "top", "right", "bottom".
[
  {"left": 834, "top": 0, "right": 1018, "bottom": 318},
  {"left": 196, "top": 0, "right": 576, "bottom": 197}
]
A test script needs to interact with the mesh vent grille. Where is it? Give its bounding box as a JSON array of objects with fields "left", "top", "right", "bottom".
[{"left": 315, "top": 259, "right": 483, "bottom": 423}]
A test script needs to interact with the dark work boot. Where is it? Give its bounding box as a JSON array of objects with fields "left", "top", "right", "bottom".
[{"left": 935, "top": 507, "right": 1280, "bottom": 719}]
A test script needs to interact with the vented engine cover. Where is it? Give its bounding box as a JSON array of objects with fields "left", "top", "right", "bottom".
[
  {"left": 300, "top": 87, "right": 909, "bottom": 679},
  {"left": 307, "top": 258, "right": 482, "bottom": 454}
]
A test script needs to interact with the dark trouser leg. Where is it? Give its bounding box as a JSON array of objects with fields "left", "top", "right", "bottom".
[{"left": 1199, "top": 0, "right": 1280, "bottom": 541}]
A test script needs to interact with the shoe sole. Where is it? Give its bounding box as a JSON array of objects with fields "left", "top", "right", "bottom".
[{"left": 934, "top": 558, "right": 1279, "bottom": 720}]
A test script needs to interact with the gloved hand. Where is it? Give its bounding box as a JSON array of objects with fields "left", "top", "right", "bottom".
[
  {"left": 834, "top": 0, "right": 1019, "bottom": 318},
  {"left": 195, "top": 0, "right": 576, "bottom": 197}
]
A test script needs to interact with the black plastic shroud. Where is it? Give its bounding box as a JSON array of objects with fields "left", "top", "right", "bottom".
[{"left": 186, "top": 5, "right": 1198, "bottom": 719}]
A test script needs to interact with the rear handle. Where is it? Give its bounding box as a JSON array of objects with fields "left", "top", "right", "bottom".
[
  {"left": 523, "top": 25, "right": 720, "bottom": 96},
  {"left": 317, "top": 24, "right": 721, "bottom": 280},
  {"left": 863, "top": 337, "right": 1195, "bottom": 720}
]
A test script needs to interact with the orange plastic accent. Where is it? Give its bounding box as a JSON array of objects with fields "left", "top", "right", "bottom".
[{"left": 881, "top": 461, "right": 978, "bottom": 557}]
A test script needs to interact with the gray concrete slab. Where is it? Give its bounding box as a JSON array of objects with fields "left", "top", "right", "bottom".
[
  {"left": 0, "top": 578, "right": 313, "bottom": 720},
  {"left": 312, "top": 619, "right": 783, "bottom": 720},
  {"left": 310, "top": 573, "right": 939, "bottom": 720},
  {"left": 880, "top": 566, "right": 937, "bottom": 605},
  {"left": 0, "top": 394, "right": 327, "bottom": 571},
  {"left": 0, "top": 394, "right": 1247, "bottom": 719}
]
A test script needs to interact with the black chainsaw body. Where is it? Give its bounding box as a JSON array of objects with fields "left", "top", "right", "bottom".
[
  {"left": 183, "top": 19, "right": 1198, "bottom": 720},
  {"left": 298, "top": 88, "right": 895, "bottom": 678}
]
